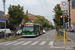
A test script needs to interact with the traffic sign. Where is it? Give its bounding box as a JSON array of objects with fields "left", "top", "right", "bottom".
[
  {"left": 62, "top": 2, "right": 66, "bottom": 6},
  {"left": 64, "top": 24, "right": 66, "bottom": 29},
  {"left": 62, "top": 13, "right": 65, "bottom": 17},
  {"left": 60, "top": 1, "right": 68, "bottom": 11}
]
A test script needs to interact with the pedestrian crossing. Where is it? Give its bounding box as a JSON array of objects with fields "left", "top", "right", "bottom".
[{"left": 0, "top": 41, "right": 53, "bottom": 46}]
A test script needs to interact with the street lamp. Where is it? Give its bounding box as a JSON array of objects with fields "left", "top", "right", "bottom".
[
  {"left": 3, "top": 0, "right": 6, "bottom": 15},
  {"left": 3, "top": 0, "right": 6, "bottom": 39}
]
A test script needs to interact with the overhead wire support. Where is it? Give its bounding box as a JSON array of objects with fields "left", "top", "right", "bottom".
[
  {"left": 39, "top": 0, "right": 48, "bottom": 17},
  {"left": 44, "top": 0, "right": 50, "bottom": 17}
]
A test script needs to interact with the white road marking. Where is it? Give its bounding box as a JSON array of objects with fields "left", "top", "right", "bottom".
[
  {"left": 49, "top": 41, "right": 53, "bottom": 46},
  {"left": 0, "top": 41, "right": 10, "bottom": 45},
  {"left": 31, "top": 41, "right": 39, "bottom": 45},
  {"left": 22, "top": 41, "right": 32, "bottom": 45},
  {"left": 39, "top": 41, "right": 46, "bottom": 45},
  {"left": 13, "top": 41, "right": 25, "bottom": 45},
  {"left": 5, "top": 41, "right": 17, "bottom": 45}
]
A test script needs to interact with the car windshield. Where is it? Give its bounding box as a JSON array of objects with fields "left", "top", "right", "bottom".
[{"left": 23, "top": 26, "right": 33, "bottom": 32}]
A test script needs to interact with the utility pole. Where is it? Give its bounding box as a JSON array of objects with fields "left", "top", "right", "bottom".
[
  {"left": 3, "top": 0, "right": 6, "bottom": 15},
  {"left": 68, "top": 0, "right": 71, "bottom": 29},
  {"left": 3, "top": 0, "right": 6, "bottom": 39}
]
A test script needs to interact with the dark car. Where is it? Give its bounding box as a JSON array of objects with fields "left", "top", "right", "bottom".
[{"left": 70, "top": 29, "right": 74, "bottom": 32}]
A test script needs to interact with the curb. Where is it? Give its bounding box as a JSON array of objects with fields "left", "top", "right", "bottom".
[
  {"left": 52, "top": 34, "right": 56, "bottom": 47},
  {"left": 53, "top": 35, "right": 55, "bottom": 42},
  {"left": 66, "top": 36, "right": 75, "bottom": 44},
  {"left": 0, "top": 36, "right": 22, "bottom": 43},
  {"left": 66, "top": 36, "right": 71, "bottom": 41}
]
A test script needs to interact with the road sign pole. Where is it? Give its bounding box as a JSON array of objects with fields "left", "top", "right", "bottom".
[
  {"left": 63, "top": 12, "right": 66, "bottom": 45},
  {"left": 5, "top": 19, "right": 6, "bottom": 40}
]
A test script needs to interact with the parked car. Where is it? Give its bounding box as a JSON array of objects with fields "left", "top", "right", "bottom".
[
  {"left": 70, "top": 29, "right": 74, "bottom": 32},
  {"left": 43, "top": 29, "right": 46, "bottom": 34},
  {"left": 66, "top": 29, "right": 70, "bottom": 32},
  {"left": 0, "top": 29, "right": 13, "bottom": 37},
  {"left": 0, "top": 30, "right": 4, "bottom": 38},
  {"left": 16, "top": 30, "right": 22, "bottom": 35}
]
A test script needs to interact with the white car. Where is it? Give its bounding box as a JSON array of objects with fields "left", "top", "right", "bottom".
[
  {"left": 43, "top": 29, "right": 46, "bottom": 34},
  {"left": 66, "top": 29, "right": 70, "bottom": 32},
  {"left": 16, "top": 30, "right": 22, "bottom": 35}
]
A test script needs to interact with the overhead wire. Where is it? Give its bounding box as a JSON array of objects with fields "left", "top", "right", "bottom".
[
  {"left": 13, "top": 0, "right": 19, "bottom": 4},
  {"left": 44, "top": 0, "right": 50, "bottom": 17},
  {"left": 39, "top": 0, "right": 48, "bottom": 17},
  {"left": 13, "top": 0, "right": 49, "bottom": 17},
  {"left": 13, "top": 0, "right": 35, "bottom": 14},
  {"left": 18, "top": 0, "right": 35, "bottom": 14}
]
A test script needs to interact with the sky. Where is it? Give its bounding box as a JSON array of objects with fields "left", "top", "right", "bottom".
[{"left": 0, "top": 0, "right": 67, "bottom": 25}]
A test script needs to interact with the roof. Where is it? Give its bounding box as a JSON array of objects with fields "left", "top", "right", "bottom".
[
  {"left": 0, "top": 16, "right": 8, "bottom": 19},
  {"left": 4, "top": 14, "right": 9, "bottom": 17}
]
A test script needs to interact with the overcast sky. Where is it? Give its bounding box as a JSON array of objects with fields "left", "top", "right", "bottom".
[{"left": 0, "top": 0, "right": 67, "bottom": 25}]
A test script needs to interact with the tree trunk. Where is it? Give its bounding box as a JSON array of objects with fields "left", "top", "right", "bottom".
[
  {"left": 56, "top": 27, "right": 59, "bottom": 35},
  {"left": 13, "top": 25, "right": 16, "bottom": 37}
]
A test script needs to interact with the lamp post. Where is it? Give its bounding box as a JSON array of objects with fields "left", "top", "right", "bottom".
[
  {"left": 3, "top": 0, "right": 6, "bottom": 39},
  {"left": 68, "top": 0, "right": 71, "bottom": 28},
  {"left": 3, "top": 0, "right": 6, "bottom": 15}
]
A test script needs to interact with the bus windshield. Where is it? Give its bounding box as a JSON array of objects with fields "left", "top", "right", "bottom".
[{"left": 23, "top": 26, "right": 34, "bottom": 32}]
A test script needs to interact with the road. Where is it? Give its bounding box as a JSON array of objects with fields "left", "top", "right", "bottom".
[
  {"left": 66, "top": 31, "right": 75, "bottom": 43},
  {"left": 0, "top": 30, "right": 68, "bottom": 50}
]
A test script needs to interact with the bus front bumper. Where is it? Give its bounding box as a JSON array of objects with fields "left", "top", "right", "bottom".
[{"left": 22, "top": 35, "right": 35, "bottom": 37}]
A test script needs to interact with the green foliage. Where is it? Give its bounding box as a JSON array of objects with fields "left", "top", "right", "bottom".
[
  {"left": 50, "top": 25, "right": 55, "bottom": 29},
  {"left": 34, "top": 16, "right": 50, "bottom": 27},
  {"left": 53, "top": 4, "right": 63, "bottom": 27},
  {"left": 53, "top": 4, "right": 63, "bottom": 34},
  {"left": 22, "top": 10, "right": 29, "bottom": 24},
  {"left": 8, "top": 4, "right": 24, "bottom": 25}
]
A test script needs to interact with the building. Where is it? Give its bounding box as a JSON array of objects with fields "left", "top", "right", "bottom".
[
  {"left": 4, "top": 13, "right": 42, "bottom": 22},
  {"left": 0, "top": 11, "right": 4, "bottom": 16},
  {"left": 48, "top": 21, "right": 52, "bottom": 25},
  {"left": 0, "top": 16, "right": 8, "bottom": 28},
  {"left": 69, "top": 0, "right": 75, "bottom": 29}
]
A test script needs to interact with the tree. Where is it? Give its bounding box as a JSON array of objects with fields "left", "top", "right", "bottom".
[
  {"left": 8, "top": 4, "right": 24, "bottom": 36},
  {"left": 22, "top": 10, "right": 29, "bottom": 25},
  {"left": 8, "top": 5, "right": 24, "bottom": 25},
  {"left": 53, "top": 4, "right": 63, "bottom": 35},
  {"left": 34, "top": 16, "right": 50, "bottom": 28}
]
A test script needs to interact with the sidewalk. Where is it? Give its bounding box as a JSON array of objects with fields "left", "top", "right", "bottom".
[
  {"left": 53, "top": 40, "right": 75, "bottom": 47},
  {"left": 51, "top": 40, "right": 75, "bottom": 49}
]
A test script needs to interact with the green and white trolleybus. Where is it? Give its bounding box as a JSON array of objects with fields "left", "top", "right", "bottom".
[{"left": 22, "top": 23, "right": 43, "bottom": 37}]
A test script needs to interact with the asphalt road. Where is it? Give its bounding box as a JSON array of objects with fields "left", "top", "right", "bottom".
[
  {"left": 66, "top": 31, "right": 75, "bottom": 43},
  {"left": 0, "top": 30, "right": 70, "bottom": 50}
]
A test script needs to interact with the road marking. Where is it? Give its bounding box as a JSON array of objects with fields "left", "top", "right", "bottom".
[
  {"left": 49, "top": 41, "right": 53, "bottom": 46},
  {"left": 31, "top": 41, "right": 39, "bottom": 45},
  {"left": 39, "top": 41, "right": 46, "bottom": 45},
  {"left": 13, "top": 41, "right": 25, "bottom": 45},
  {"left": 39, "top": 38, "right": 42, "bottom": 40},
  {"left": 39, "top": 38, "right": 49, "bottom": 41},
  {"left": 22, "top": 41, "right": 32, "bottom": 45},
  {"left": 5, "top": 41, "right": 17, "bottom": 45},
  {"left": 0, "top": 41, "right": 10, "bottom": 45}
]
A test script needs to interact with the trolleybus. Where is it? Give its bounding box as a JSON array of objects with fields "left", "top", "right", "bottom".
[{"left": 22, "top": 23, "right": 43, "bottom": 37}]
